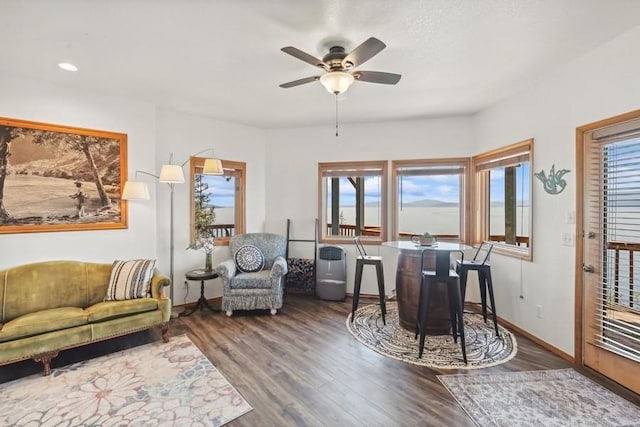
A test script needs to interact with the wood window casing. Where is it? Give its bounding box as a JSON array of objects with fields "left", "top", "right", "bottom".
[
  {"left": 190, "top": 157, "right": 245, "bottom": 246},
  {"left": 472, "top": 138, "right": 534, "bottom": 260},
  {"left": 318, "top": 160, "right": 388, "bottom": 245},
  {"left": 391, "top": 158, "right": 471, "bottom": 243}
]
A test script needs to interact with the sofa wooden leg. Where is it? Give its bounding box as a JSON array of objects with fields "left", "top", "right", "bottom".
[
  {"left": 33, "top": 351, "right": 59, "bottom": 376},
  {"left": 161, "top": 323, "right": 170, "bottom": 343}
]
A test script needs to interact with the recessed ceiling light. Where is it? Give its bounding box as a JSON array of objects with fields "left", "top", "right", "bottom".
[{"left": 57, "top": 62, "right": 78, "bottom": 72}]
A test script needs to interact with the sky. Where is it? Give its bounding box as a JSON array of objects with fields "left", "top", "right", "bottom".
[
  {"left": 200, "top": 162, "right": 532, "bottom": 209},
  {"left": 201, "top": 174, "right": 235, "bottom": 207},
  {"left": 330, "top": 174, "right": 463, "bottom": 206},
  {"left": 328, "top": 163, "right": 530, "bottom": 206},
  {"left": 490, "top": 163, "right": 530, "bottom": 204}
]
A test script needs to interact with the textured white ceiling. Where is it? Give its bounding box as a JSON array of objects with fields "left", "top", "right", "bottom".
[{"left": 1, "top": 0, "right": 638, "bottom": 128}]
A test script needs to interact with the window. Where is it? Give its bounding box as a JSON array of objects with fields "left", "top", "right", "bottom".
[
  {"left": 190, "top": 157, "right": 245, "bottom": 245},
  {"left": 318, "top": 161, "right": 387, "bottom": 243},
  {"left": 392, "top": 158, "right": 470, "bottom": 242},
  {"left": 472, "top": 139, "right": 533, "bottom": 259}
]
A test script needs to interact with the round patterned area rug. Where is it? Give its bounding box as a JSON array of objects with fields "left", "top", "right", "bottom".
[{"left": 346, "top": 302, "right": 517, "bottom": 369}]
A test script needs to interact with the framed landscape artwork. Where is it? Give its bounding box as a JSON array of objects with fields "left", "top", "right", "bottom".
[{"left": 0, "top": 117, "right": 128, "bottom": 234}]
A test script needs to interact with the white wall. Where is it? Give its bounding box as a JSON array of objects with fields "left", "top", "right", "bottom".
[
  {"left": 473, "top": 25, "right": 640, "bottom": 356},
  {"left": 0, "top": 74, "right": 158, "bottom": 269},
  {"left": 155, "top": 109, "right": 267, "bottom": 307},
  {"left": 265, "top": 117, "right": 474, "bottom": 297}
]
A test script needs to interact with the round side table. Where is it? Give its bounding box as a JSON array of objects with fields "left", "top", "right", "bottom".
[{"left": 179, "top": 269, "right": 219, "bottom": 317}]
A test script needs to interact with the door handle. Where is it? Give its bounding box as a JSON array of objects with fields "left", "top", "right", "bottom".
[{"left": 582, "top": 264, "right": 595, "bottom": 273}]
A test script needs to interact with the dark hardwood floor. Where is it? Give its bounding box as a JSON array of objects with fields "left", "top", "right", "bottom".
[{"left": 2, "top": 294, "right": 639, "bottom": 426}]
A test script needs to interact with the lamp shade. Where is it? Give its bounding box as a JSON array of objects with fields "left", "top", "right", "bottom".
[
  {"left": 159, "top": 164, "right": 185, "bottom": 183},
  {"left": 121, "top": 181, "right": 150, "bottom": 200},
  {"left": 320, "top": 71, "right": 355, "bottom": 94},
  {"left": 203, "top": 158, "right": 224, "bottom": 175}
]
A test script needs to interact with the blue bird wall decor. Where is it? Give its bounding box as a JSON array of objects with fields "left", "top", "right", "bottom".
[{"left": 534, "top": 164, "right": 570, "bottom": 195}]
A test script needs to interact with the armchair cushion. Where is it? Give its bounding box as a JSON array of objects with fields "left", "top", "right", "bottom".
[
  {"left": 105, "top": 259, "right": 156, "bottom": 301},
  {"left": 229, "top": 271, "right": 273, "bottom": 289},
  {"left": 234, "top": 245, "right": 265, "bottom": 273}
]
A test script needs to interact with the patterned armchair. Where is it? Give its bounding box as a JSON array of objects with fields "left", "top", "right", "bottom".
[{"left": 216, "top": 233, "right": 288, "bottom": 316}]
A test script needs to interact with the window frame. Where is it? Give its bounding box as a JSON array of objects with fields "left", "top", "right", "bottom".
[
  {"left": 471, "top": 138, "right": 534, "bottom": 260},
  {"left": 391, "top": 158, "right": 471, "bottom": 242},
  {"left": 317, "top": 160, "right": 388, "bottom": 245},
  {"left": 189, "top": 156, "right": 246, "bottom": 246}
]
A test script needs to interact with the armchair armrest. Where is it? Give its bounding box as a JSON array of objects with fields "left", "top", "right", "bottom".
[
  {"left": 270, "top": 256, "right": 288, "bottom": 279},
  {"left": 216, "top": 259, "right": 237, "bottom": 285}
]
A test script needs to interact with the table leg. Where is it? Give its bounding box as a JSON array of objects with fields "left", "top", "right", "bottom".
[{"left": 179, "top": 280, "right": 218, "bottom": 316}]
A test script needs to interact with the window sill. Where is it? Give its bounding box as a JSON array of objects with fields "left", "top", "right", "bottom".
[{"left": 489, "top": 242, "right": 532, "bottom": 261}]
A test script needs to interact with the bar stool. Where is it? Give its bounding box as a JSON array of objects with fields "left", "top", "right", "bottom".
[
  {"left": 456, "top": 241, "right": 499, "bottom": 336},
  {"left": 415, "top": 249, "right": 467, "bottom": 363},
  {"left": 352, "top": 236, "right": 386, "bottom": 324}
]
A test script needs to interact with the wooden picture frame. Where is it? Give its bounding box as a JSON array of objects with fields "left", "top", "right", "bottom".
[{"left": 0, "top": 117, "right": 128, "bottom": 234}]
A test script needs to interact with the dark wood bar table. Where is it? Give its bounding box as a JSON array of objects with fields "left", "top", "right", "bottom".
[{"left": 382, "top": 241, "right": 471, "bottom": 334}]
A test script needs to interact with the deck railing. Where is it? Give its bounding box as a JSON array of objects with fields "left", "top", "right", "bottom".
[
  {"left": 607, "top": 241, "right": 640, "bottom": 310},
  {"left": 202, "top": 224, "right": 236, "bottom": 239},
  {"left": 326, "top": 224, "right": 530, "bottom": 246},
  {"left": 489, "top": 234, "right": 530, "bottom": 247}
]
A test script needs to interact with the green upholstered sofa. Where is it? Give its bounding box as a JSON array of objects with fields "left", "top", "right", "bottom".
[{"left": 0, "top": 260, "right": 172, "bottom": 375}]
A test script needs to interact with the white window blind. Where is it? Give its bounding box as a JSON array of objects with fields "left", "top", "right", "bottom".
[{"left": 586, "top": 117, "right": 640, "bottom": 362}]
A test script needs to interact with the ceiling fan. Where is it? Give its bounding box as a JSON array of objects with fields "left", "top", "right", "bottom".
[{"left": 279, "top": 37, "right": 402, "bottom": 94}]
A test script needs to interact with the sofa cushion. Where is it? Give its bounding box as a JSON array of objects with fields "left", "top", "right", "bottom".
[
  {"left": 234, "top": 245, "right": 265, "bottom": 273},
  {"left": 0, "top": 307, "right": 87, "bottom": 343},
  {"left": 85, "top": 298, "right": 158, "bottom": 323},
  {"left": 105, "top": 259, "right": 156, "bottom": 301},
  {"left": 230, "top": 270, "right": 272, "bottom": 289}
]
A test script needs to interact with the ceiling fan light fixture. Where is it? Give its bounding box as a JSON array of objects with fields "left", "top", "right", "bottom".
[{"left": 320, "top": 71, "right": 355, "bottom": 94}]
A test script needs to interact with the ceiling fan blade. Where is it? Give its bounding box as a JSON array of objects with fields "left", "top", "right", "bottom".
[
  {"left": 342, "top": 37, "right": 386, "bottom": 68},
  {"left": 279, "top": 76, "right": 320, "bottom": 88},
  {"left": 353, "top": 71, "right": 402, "bottom": 85},
  {"left": 281, "top": 47, "right": 328, "bottom": 70}
]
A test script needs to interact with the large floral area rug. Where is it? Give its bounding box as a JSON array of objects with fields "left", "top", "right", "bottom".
[
  {"left": 346, "top": 302, "right": 517, "bottom": 369},
  {"left": 0, "top": 334, "right": 252, "bottom": 426},
  {"left": 438, "top": 368, "right": 640, "bottom": 426}
]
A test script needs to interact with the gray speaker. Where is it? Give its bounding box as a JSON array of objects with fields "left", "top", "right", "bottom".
[{"left": 316, "top": 245, "right": 346, "bottom": 301}]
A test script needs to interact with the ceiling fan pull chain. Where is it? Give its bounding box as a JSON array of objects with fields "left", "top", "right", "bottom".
[{"left": 335, "top": 93, "right": 339, "bottom": 137}]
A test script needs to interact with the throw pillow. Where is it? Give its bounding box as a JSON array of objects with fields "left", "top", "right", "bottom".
[
  {"left": 234, "top": 245, "right": 265, "bottom": 273},
  {"left": 105, "top": 259, "right": 156, "bottom": 301}
]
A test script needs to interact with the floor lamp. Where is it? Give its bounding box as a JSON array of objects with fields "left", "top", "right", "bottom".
[{"left": 122, "top": 150, "right": 224, "bottom": 307}]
